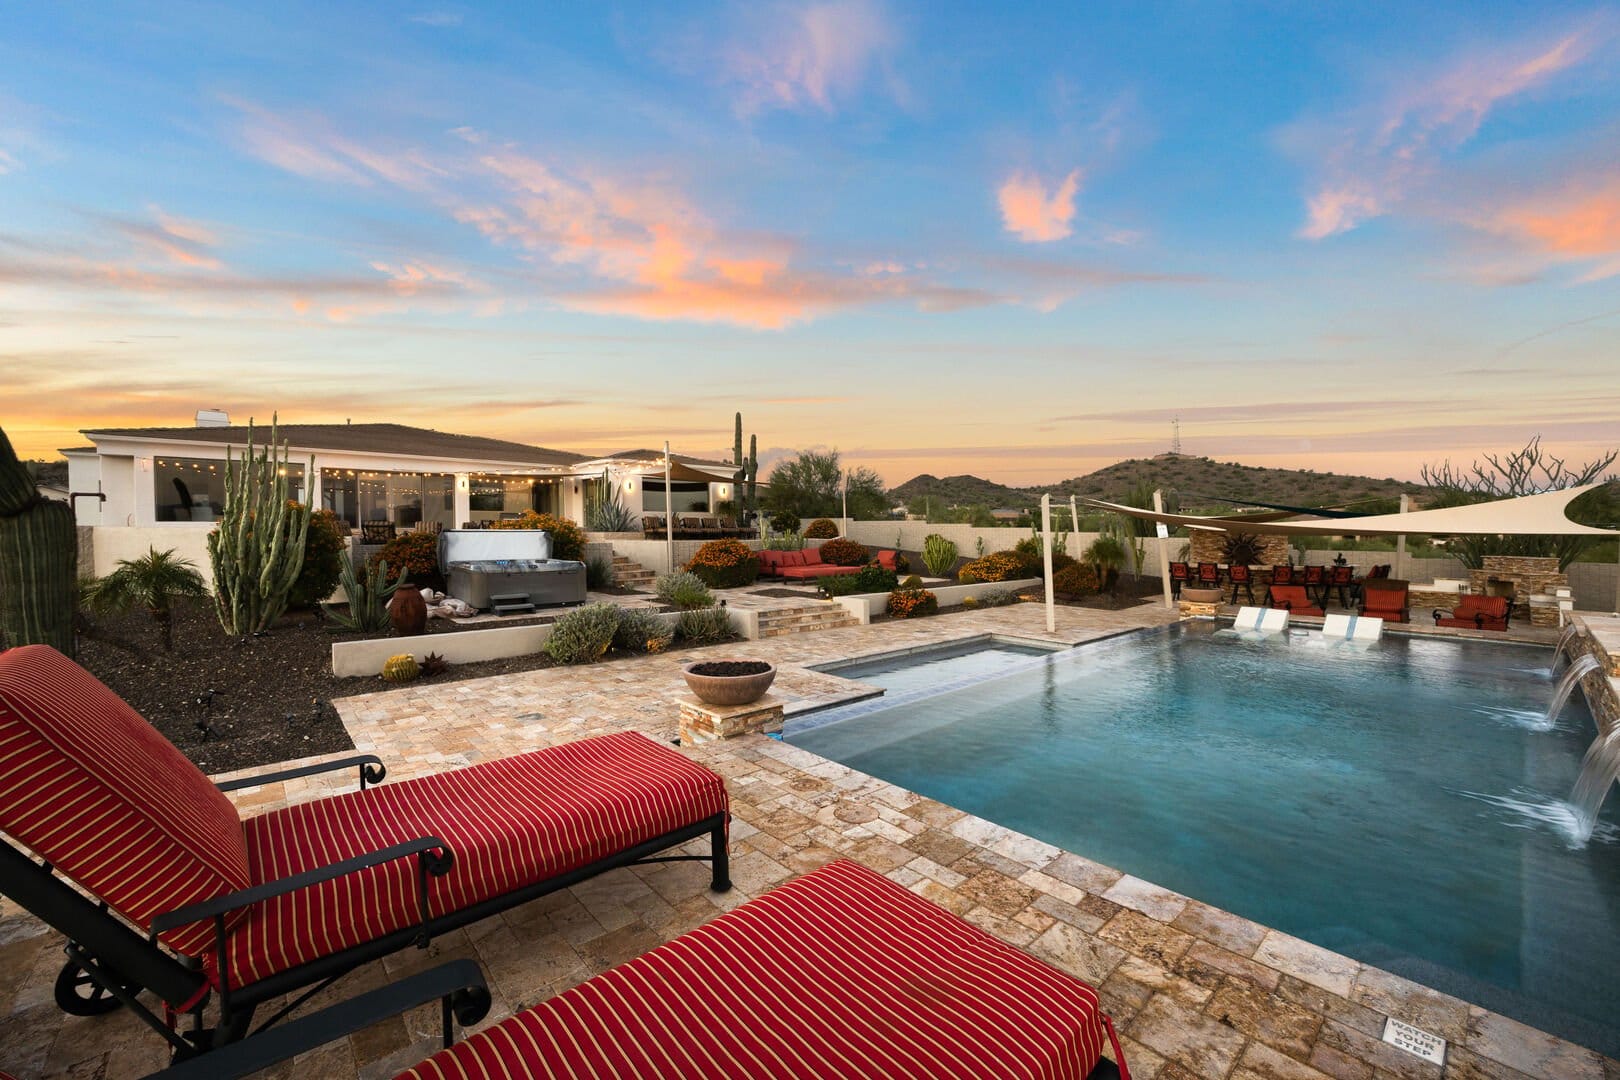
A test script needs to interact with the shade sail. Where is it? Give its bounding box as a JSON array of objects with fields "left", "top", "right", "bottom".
[{"left": 1082, "top": 482, "right": 1618, "bottom": 537}]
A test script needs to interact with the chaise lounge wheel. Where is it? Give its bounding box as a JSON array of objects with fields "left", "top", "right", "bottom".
[{"left": 53, "top": 959, "right": 129, "bottom": 1016}]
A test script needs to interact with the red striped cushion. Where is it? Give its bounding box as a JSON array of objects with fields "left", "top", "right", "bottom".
[
  {"left": 224, "top": 731, "right": 727, "bottom": 988},
  {"left": 0, "top": 645, "right": 250, "bottom": 958},
  {"left": 400, "top": 859, "right": 1117, "bottom": 1080}
]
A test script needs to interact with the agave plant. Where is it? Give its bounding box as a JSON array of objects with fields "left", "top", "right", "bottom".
[{"left": 86, "top": 546, "right": 209, "bottom": 650}]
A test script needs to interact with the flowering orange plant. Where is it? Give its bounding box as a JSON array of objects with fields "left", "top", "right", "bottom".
[
  {"left": 686, "top": 539, "right": 760, "bottom": 588},
  {"left": 817, "top": 537, "right": 869, "bottom": 566},
  {"left": 886, "top": 587, "right": 938, "bottom": 619},
  {"left": 957, "top": 551, "right": 1029, "bottom": 584}
]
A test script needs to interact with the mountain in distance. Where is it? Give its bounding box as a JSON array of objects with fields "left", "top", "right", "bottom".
[{"left": 889, "top": 454, "right": 1424, "bottom": 513}]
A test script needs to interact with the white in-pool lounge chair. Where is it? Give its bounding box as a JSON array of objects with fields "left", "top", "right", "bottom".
[{"left": 1321, "top": 612, "right": 1384, "bottom": 643}]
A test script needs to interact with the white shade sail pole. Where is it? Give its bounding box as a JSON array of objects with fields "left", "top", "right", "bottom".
[
  {"left": 1154, "top": 488, "right": 1173, "bottom": 609},
  {"left": 842, "top": 470, "right": 848, "bottom": 536},
  {"left": 1069, "top": 495, "right": 1080, "bottom": 560},
  {"left": 664, "top": 441, "right": 673, "bottom": 575},
  {"left": 1042, "top": 494, "right": 1056, "bottom": 633}
]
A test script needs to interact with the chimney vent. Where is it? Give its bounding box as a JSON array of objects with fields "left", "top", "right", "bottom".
[{"left": 195, "top": 409, "right": 230, "bottom": 428}]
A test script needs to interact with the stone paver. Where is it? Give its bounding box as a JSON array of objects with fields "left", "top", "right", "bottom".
[{"left": 0, "top": 601, "right": 1613, "bottom": 1079}]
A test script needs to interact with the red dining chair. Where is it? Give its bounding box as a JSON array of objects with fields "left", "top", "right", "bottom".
[
  {"left": 1169, "top": 561, "right": 1190, "bottom": 599},
  {"left": 1227, "top": 564, "right": 1255, "bottom": 604},
  {"left": 1302, "top": 565, "right": 1326, "bottom": 604},
  {"left": 1327, "top": 565, "right": 1355, "bottom": 608},
  {"left": 1197, "top": 562, "right": 1221, "bottom": 588},
  {"left": 1270, "top": 565, "right": 1294, "bottom": 586}
]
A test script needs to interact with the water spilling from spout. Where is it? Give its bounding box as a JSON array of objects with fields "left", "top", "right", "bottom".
[
  {"left": 1539, "top": 654, "right": 1601, "bottom": 732},
  {"left": 1568, "top": 728, "right": 1620, "bottom": 845},
  {"left": 1551, "top": 624, "right": 1581, "bottom": 672}
]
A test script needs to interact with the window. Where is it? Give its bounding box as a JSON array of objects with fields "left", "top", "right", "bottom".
[
  {"left": 155, "top": 457, "right": 304, "bottom": 522},
  {"left": 642, "top": 479, "right": 710, "bottom": 514},
  {"left": 321, "top": 469, "right": 455, "bottom": 532},
  {"left": 466, "top": 475, "right": 561, "bottom": 524}
]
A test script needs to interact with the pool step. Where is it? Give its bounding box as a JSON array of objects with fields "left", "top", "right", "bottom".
[
  {"left": 609, "top": 556, "right": 657, "bottom": 589},
  {"left": 757, "top": 603, "right": 858, "bottom": 637}
]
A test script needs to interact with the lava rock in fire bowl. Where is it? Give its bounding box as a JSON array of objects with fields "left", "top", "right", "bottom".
[{"left": 681, "top": 660, "right": 777, "bottom": 706}]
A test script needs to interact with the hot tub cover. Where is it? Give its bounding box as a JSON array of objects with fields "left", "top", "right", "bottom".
[{"left": 399, "top": 858, "right": 1122, "bottom": 1080}]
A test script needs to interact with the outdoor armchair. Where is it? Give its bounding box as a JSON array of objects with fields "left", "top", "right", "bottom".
[
  {"left": 1268, "top": 584, "right": 1324, "bottom": 617},
  {"left": 1359, "top": 579, "right": 1410, "bottom": 623},
  {"left": 0, "top": 645, "right": 730, "bottom": 1065},
  {"left": 1434, "top": 595, "right": 1512, "bottom": 631},
  {"left": 153, "top": 860, "right": 1130, "bottom": 1080}
]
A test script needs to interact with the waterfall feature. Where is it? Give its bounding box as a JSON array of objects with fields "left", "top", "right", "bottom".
[
  {"left": 1541, "top": 654, "right": 1601, "bottom": 732},
  {"left": 1556, "top": 654, "right": 1613, "bottom": 844},
  {"left": 1551, "top": 624, "right": 1581, "bottom": 671}
]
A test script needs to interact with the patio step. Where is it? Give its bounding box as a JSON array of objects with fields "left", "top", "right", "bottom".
[
  {"left": 756, "top": 603, "right": 858, "bottom": 637},
  {"left": 610, "top": 556, "right": 657, "bottom": 589}
]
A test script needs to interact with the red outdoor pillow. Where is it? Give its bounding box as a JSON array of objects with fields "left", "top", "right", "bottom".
[
  {"left": 875, "top": 550, "right": 898, "bottom": 570},
  {"left": 782, "top": 550, "right": 808, "bottom": 568},
  {"left": 802, "top": 547, "right": 823, "bottom": 565}
]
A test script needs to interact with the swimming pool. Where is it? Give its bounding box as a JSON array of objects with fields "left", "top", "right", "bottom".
[
  {"left": 813, "top": 638, "right": 1058, "bottom": 697},
  {"left": 788, "top": 623, "right": 1620, "bottom": 1056}
]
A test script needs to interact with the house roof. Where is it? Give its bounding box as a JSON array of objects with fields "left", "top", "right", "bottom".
[
  {"left": 592, "top": 448, "right": 737, "bottom": 469},
  {"left": 78, "top": 423, "right": 588, "bottom": 468}
]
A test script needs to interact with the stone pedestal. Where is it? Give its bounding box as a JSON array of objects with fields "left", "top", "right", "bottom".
[
  {"left": 678, "top": 692, "right": 785, "bottom": 745},
  {"left": 1180, "top": 587, "right": 1222, "bottom": 619}
]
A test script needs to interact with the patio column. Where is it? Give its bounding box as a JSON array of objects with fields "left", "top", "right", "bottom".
[
  {"left": 1394, "top": 494, "right": 1410, "bottom": 580},
  {"left": 1041, "top": 494, "right": 1055, "bottom": 633},
  {"left": 453, "top": 474, "right": 470, "bottom": 528},
  {"left": 1154, "top": 489, "right": 1173, "bottom": 609}
]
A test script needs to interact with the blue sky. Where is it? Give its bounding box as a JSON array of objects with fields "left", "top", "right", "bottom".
[{"left": 3, "top": 2, "right": 1618, "bottom": 483}]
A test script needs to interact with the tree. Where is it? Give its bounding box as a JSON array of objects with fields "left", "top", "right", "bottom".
[
  {"left": 764, "top": 450, "right": 887, "bottom": 520},
  {"left": 1420, "top": 437, "right": 1618, "bottom": 571},
  {"left": 86, "top": 546, "right": 208, "bottom": 650}
]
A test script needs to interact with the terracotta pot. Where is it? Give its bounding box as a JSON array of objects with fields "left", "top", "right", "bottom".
[
  {"left": 682, "top": 660, "right": 776, "bottom": 706},
  {"left": 389, "top": 585, "right": 428, "bottom": 637}
]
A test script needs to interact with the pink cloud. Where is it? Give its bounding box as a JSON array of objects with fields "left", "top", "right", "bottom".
[
  {"left": 1293, "top": 28, "right": 1600, "bottom": 239},
  {"left": 1492, "top": 178, "right": 1620, "bottom": 280},
  {"left": 998, "top": 170, "right": 1082, "bottom": 243}
]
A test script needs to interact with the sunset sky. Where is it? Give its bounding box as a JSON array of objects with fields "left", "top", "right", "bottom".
[{"left": 3, "top": 2, "right": 1618, "bottom": 485}]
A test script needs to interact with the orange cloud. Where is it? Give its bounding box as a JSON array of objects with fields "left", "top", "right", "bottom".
[
  {"left": 1294, "top": 28, "right": 1598, "bottom": 239},
  {"left": 998, "top": 170, "right": 1081, "bottom": 243},
  {"left": 1482, "top": 178, "right": 1620, "bottom": 282}
]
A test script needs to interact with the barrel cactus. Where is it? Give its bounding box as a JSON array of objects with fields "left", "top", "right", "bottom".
[
  {"left": 380, "top": 653, "right": 420, "bottom": 682},
  {"left": 207, "top": 417, "right": 313, "bottom": 637},
  {"left": 0, "top": 426, "right": 78, "bottom": 654}
]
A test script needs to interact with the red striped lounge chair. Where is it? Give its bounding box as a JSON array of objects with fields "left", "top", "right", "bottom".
[
  {"left": 0, "top": 645, "right": 730, "bottom": 1063},
  {"left": 156, "top": 859, "right": 1130, "bottom": 1080},
  {"left": 1359, "top": 579, "right": 1410, "bottom": 623},
  {"left": 1433, "top": 595, "right": 1511, "bottom": 631},
  {"left": 1268, "top": 584, "right": 1324, "bottom": 618}
]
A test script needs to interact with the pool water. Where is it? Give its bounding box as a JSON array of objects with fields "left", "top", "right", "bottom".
[
  {"left": 788, "top": 623, "right": 1620, "bottom": 1056},
  {"left": 818, "top": 640, "right": 1056, "bottom": 696}
]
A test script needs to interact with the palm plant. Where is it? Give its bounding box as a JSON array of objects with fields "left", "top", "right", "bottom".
[
  {"left": 86, "top": 546, "right": 208, "bottom": 650},
  {"left": 1082, "top": 535, "right": 1128, "bottom": 595}
]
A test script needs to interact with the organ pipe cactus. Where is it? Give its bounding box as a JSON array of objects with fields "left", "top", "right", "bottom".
[
  {"left": 746, "top": 434, "right": 758, "bottom": 520},
  {"left": 0, "top": 426, "right": 78, "bottom": 655},
  {"left": 207, "top": 418, "right": 313, "bottom": 636}
]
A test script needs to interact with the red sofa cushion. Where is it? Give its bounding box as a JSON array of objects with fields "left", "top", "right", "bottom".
[
  {"left": 801, "top": 546, "right": 823, "bottom": 565},
  {"left": 400, "top": 859, "right": 1120, "bottom": 1080},
  {"left": 875, "top": 550, "right": 899, "bottom": 571},
  {"left": 780, "top": 549, "right": 808, "bottom": 568},
  {"left": 1438, "top": 596, "right": 1510, "bottom": 630},
  {"left": 758, "top": 549, "right": 784, "bottom": 574},
  {"left": 223, "top": 731, "right": 728, "bottom": 989},
  {"left": 780, "top": 564, "right": 858, "bottom": 579},
  {"left": 0, "top": 645, "right": 251, "bottom": 958}
]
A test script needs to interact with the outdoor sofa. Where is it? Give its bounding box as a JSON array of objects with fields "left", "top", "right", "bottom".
[
  {"left": 153, "top": 859, "right": 1130, "bottom": 1080},
  {"left": 1267, "top": 584, "right": 1324, "bottom": 617},
  {"left": 0, "top": 645, "right": 731, "bottom": 1064},
  {"left": 760, "top": 547, "right": 904, "bottom": 581},
  {"left": 1434, "top": 594, "right": 1512, "bottom": 631}
]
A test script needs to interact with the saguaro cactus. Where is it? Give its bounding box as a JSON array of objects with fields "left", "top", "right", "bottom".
[
  {"left": 732, "top": 412, "right": 745, "bottom": 496},
  {"left": 207, "top": 418, "right": 313, "bottom": 636},
  {"left": 745, "top": 433, "right": 759, "bottom": 519},
  {"left": 0, "top": 426, "right": 77, "bottom": 654}
]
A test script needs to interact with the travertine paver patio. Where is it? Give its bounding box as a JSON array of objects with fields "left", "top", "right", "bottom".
[{"left": 2, "top": 602, "right": 1615, "bottom": 1080}]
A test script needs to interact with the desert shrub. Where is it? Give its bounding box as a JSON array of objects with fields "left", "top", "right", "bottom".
[
  {"left": 612, "top": 607, "right": 674, "bottom": 654},
  {"left": 542, "top": 603, "right": 620, "bottom": 664},
  {"left": 655, "top": 571, "right": 715, "bottom": 609},
  {"left": 372, "top": 530, "right": 443, "bottom": 591},
  {"left": 289, "top": 507, "right": 347, "bottom": 609},
  {"left": 1050, "top": 551, "right": 1078, "bottom": 575},
  {"left": 921, "top": 534, "right": 958, "bottom": 577},
  {"left": 1053, "top": 562, "right": 1101, "bottom": 597},
  {"left": 974, "top": 587, "right": 1020, "bottom": 607},
  {"left": 957, "top": 551, "right": 1032, "bottom": 584},
  {"left": 769, "top": 510, "right": 801, "bottom": 533},
  {"left": 803, "top": 518, "right": 839, "bottom": 539},
  {"left": 816, "top": 537, "right": 869, "bottom": 566},
  {"left": 585, "top": 555, "right": 615, "bottom": 589},
  {"left": 887, "top": 587, "right": 938, "bottom": 619},
  {"left": 889, "top": 551, "right": 911, "bottom": 574},
  {"left": 901, "top": 574, "right": 923, "bottom": 589},
  {"left": 677, "top": 606, "right": 737, "bottom": 644},
  {"left": 686, "top": 539, "right": 759, "bottom": 588},
  {"left": 489, "top": 511, "right": 586, "bottom": 560},
  {"left": 819, "top": 565, "right": 899, "bottom": 597}
]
